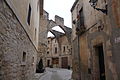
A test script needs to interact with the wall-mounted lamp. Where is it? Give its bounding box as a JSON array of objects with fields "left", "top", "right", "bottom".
[{"left": 89, "top": 0, "right": 107, "bottom": 14}]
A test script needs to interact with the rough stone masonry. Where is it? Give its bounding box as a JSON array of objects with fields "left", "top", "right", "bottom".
[{"left": 0, "top": 0, "right": 37, "bottom": 80}]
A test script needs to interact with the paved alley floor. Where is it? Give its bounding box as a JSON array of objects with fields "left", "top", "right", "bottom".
[{"left": 39, "top": 68, "right": 72, "bottom": 80}]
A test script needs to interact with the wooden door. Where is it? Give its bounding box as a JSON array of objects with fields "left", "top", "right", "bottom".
[{"left": 61, "top": 57, "right": 68, "bottom": 68}]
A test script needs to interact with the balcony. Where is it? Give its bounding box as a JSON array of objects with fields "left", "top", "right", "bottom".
[{"left": 76, "top": 19, "right": 86, "bottom": 35}]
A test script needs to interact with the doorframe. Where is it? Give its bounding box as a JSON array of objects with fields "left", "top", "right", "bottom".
[{"left": 92, "top": 43, "right": 106, "bottom": 80}]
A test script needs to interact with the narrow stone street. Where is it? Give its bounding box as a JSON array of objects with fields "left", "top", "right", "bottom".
[
  {"left": 35, "top": 68, "right": 72, "bottom": 80},
  {"left": 1, "top": 0, "right": 120, "bottom": 80}
]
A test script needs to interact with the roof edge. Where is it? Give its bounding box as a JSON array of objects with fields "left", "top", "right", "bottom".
[{"left": 70, "top": 0, "right": 79, "bottom": 12}]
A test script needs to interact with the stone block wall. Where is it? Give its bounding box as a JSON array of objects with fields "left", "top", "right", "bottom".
[
  {"left": 72, "top": 37, "right": 81, "bottom": 80},
  {"left": 55, "top": 15, "right": 64, "bottom": 27},
  {"left": 39, "top": 11, "right": 49, "bottom": 45},
  {"left": 71, "top": 0, "right": 120, "bottom": 80},
  {"left": 0, "top": 0, "right": 37, "bottom": 80},
  {"left": 108, "top": 1, "right": 120, "bottom": 79}
]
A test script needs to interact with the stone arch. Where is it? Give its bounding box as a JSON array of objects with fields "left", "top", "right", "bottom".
[{"left": 47, "top": 15, "right": 72, "bottom": 44}]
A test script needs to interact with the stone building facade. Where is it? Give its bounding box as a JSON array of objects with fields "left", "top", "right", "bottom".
[
  {"left": 71, "top": 0, "right": 120, "bottom": 80},
  {"left": 42, "top": 14, "right": 72, "bottom": 69},
  {"left": 46, "top": 37, "right": 60, "bottom": 68},
  {"left": 58, "top": 34, "right": 72, "bottom": 68},
  {"left": 0, "top": 0, "right": 43, "bottom": 80},
  {"left": 37, "top": 11, "right": 72, "bottom": 68},
  {"left": 46, "top": 33, "right": 72, "bottom": 68},
  {"left": 37, "top": 10, "right": 49, "bottom": 66}
]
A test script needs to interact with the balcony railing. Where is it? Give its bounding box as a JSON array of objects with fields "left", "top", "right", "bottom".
[{"left": 76, "top": 19, "right": 86, "bottom": 35}]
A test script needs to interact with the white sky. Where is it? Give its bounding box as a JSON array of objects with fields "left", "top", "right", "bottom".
[
  {"left": 52, "top": 26, "right": 65, "bottom": 33},
  {"left": 44, "top": 0, "right": 75, "bottom": 37},
  {"left": 47, "top": 26, "right": 65, "bottom": 37}
]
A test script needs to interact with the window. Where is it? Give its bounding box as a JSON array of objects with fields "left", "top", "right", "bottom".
[
  {"left": 32, "top": 57, "right": 34, "bottom": 65},
  {"left": 22, "top": 52, "right": 26, "bottom": 62},
  {"left": 79, "top": 8, "right": 84, "bottom": 26},
  {"left": 32, "top": 57, "right": 34, "bottom": 63},
  {"left": 47, "top": 60, "right": 50, "bottom": 67},
  {"left": 55, "top": 47, "right": 57, "bottom": 53},
  {"left": 47, "top": 51, "right": 49, "bottom": 54},
  {"left": 63, "top": 46, "right": 65, "bottom": 52},
  {"left": 48, "top": 41, "right": 50, "bottom": 44},
  {"left": 27, "top": 4, "right": 31, "bottom": 25}
]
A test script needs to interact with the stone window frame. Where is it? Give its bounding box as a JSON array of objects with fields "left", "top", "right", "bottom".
[{"left": 90, "top": 35, "right": 106, "bottom": 80}]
